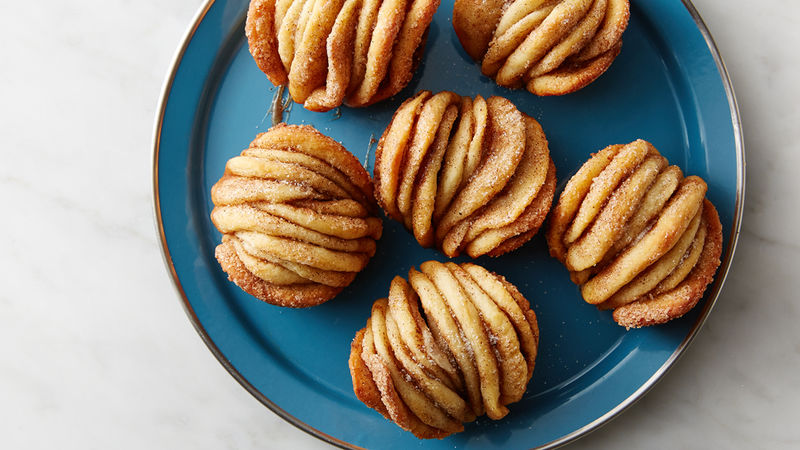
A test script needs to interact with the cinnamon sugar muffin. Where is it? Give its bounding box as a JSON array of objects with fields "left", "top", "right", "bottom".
[
  {"left": 453, "top": 0, "right": 630, "bottom": 95},
  {"left": 373, "top": 90, "right": 556, "bottom": 258},
  {"left": 210, "top": 124, "right": 382, "bottom": 307},
  {"left": 349, "top": 260, "right": 538, "bottom": 438},
  {"left": 246, "top": 0, "right": 440, "bottom": 111},
  {"left": 546, "top": 139, "right": 723, "bottom": 327}
]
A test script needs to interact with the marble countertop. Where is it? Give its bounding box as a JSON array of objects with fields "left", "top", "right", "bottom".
[{"left": 2, "top": 0, "right": 798, "bottom": 448}]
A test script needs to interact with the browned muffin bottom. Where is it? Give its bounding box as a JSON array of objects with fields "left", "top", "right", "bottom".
[
  {"left": 373, "top": 90, "right": 556, "bottom": 258},
  {"left": 210, "top": 123, "right": 382, "bottom": 307},
  {"left": 546, "top": 139, "right": 723, "bottom": 328},
  {"left": 349, "top": 261, "right": 539, "bottom": 438}
]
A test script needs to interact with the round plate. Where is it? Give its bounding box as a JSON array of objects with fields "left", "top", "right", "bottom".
[{"left": 153, "top": 0, "right": 744, "bottom": 448}]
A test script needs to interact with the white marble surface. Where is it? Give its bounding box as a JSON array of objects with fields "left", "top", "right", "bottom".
[{"left": 1, "top": 0, "right": 798, "bottom": 448}]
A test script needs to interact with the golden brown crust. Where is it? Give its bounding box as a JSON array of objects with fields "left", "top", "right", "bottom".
[
  {"left": 355, "top": 0, "right": 441, "bottom": 107},
  {"left": 453, "top": 0, "right": 630, "bottom": 96},
  {"left": 210, "top": 124, "right": 382, "bottom": 308},
  {"left": 246, "top": 0, "right": 289, "bottom": 86},
  {"left": 246, "top": 0, "right": 440, "bottom": 111},
  {"left": 249, "top": 124, "right": 377, "bottom": 209},
  {"left": 215, "top": 239, "right": 340, "bottom": 307},
  {"left": 496, "top": 273, "right": 539, "bottom": 378},
  {"left": 612, "top": 200, "right": 723, "bottom": 328},
  {"left": 451, "top": 0, "right": 506, "bottom": 61},
  {"left": 349, "top": 261, "right": 539, "bottom": 438},
  {"left": 373, "top": 90, "right": 556, "bottom": 258},
  {"left": 349, "top": 328, "right": 391, "bottom": 418},
  {"left": 527, "top": 41, "right": 622, "bottom": 96},
  {"left": 481, "top": 159, "right": 557, "bottom": 257},
  {"left": 546, "top": 140, "right": 723, "bottom": 327}
]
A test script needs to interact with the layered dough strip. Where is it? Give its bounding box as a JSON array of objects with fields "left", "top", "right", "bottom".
[
  {"left": 453, "top": 0, "right": 630, "bottom": 95},
  {"left": 246, "top": 0, "right": 440, "bottom": 111},
  {"left": 374, "top": 90, "right": 557, "bottom": 258},
  {"left": 210, "top": 124, "right": 382, "bottom": 307},
  {"left": 546, "top": 139, "right": 723, "bottom": 328},
  {"left": 349, "top": 261, "right": 539, "bottom": 439}
]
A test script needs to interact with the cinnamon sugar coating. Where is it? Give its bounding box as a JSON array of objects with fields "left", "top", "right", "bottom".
[
  {"left": 246, "top": 0, "right": 440, "bottom": 111},
  {"left": 374, "top": 90, "right": 556, "bottom": 258},
  {"left": 210, "top": 124, "right": 382, "bottom": 307},
  {"left": 546, "top": 140, "right": 723, "bottom": 327},
  {"left": 349, "top": 261, "right": 538, "bottom": 438},
  {"left": 453, "top": 0, "right": 630, "bottom": 95}
]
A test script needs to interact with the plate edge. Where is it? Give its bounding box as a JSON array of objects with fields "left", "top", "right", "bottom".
[
  {"left": 541, "top": 1, "right": 747, "bottom": 448},
  {"left": 149, "top": 0, "right": 747, "bottom": 449},
  {"left": 150, "top": 1, "right": 359, "bottom": 449}
]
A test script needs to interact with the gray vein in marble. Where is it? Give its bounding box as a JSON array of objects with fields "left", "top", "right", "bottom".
[{"left": 0, "top": 0, "right": 798, "bottom": 449}]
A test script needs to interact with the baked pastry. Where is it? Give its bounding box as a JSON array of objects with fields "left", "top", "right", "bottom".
[
  {"left": 245, "top": 0, "right": 440, "bottom": 111},
  {"left": 210, "top": 124, "right": 382, "bottom": 307},
  {"left": 453, "top": 0, "right": 630, "bottom": 95},
  {"left": 373, "top": 90, "right": 556, "bottom": 258},
  {"left": 349, "top": 260, "right": 539, "bottom": 438},
  {"left": 546, "top": 140, "right": 723, "bottom": 328}
]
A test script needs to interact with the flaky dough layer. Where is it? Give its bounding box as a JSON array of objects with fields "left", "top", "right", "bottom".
[
  {"left": 210, "top": 124, "right": 382, "bottom": 307},
  {"left": 546, "top": 139, "right": 723, "bottom": 327},
  {"left": 349, "top": 261, "right": 539, "bottom": 438},
  {"left": 453, "top": 0, "right": 630, "bottom": 95},
  {"left": 373, "top": 90, "right": 556, "bottom": 258},
  {"left": 246, "top": 0, "right": 440, "bottom": 111}
]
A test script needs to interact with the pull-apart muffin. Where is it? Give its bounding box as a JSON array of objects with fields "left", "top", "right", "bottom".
[
  {"left": 546, "top": 140, "right": 723, "bottom": 327},
  {"left": 210, "top": 124, "right": 382, "bottom": 307},
  {"left": 374, "top": 90, "right": 556, "bottom": 258},
  {"left": 349, "top": 261, "right": 539, "bottom": 438}
]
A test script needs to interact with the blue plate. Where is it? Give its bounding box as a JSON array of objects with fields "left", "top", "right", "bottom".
[{"left": 153, "top": 0, "right": 744, "bottom": 448}]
